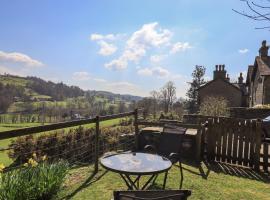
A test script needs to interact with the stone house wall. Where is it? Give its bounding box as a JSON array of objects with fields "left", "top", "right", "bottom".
[
  {"left": 198, "top": 79, "right": 243, "bottom": 107},
  {"left": 264, "top": 76, "right": 270, "bottom": 104},
  {"left": 253, "top": 71, "right": 264, "bottom": 105}
]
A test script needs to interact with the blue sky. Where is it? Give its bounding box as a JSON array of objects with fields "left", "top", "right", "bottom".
[{"left": 0, "top": 0, "right": 269, "bottom": 97}]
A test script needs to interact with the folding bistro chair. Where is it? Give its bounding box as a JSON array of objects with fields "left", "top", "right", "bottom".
[
  {"left": 143, "top": 124, "right": 186, "bottom": 189},
  {"left": 113, "top": 190, "right": 191, "bottom": 200}
]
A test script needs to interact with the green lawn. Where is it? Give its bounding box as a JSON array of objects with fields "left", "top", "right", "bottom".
[{"left": 59, "top": 163, "right": 270, "bottom": 200}]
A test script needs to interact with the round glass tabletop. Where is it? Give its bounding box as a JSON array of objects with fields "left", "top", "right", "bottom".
[{"left": 100, "top": 152, "right": 172, "bottom": 175}]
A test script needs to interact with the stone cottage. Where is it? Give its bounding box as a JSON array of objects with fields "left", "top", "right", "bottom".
[
  {"left": 246, "top": 40, "right": 270, "bottom": 106},
  {"left": 198, "top": 65, "right": 247, "bottom": 107}
]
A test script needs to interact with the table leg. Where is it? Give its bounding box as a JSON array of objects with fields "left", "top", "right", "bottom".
[
  {"left": 125, "top": 174, "right": 139, "bottom": 190},
  {"left": 162, "top": 171, "right": 168, "bottom": 189},
  {"left": 141, "top": 174, "right": 157, "bottom": 190},
  {"left": 120, "top": 174, "right": 134, "bottom": 190}
]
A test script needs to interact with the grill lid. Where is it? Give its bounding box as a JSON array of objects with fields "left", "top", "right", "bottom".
[{"left": 263, "top": 115, "right": 270, "bottom": 122}]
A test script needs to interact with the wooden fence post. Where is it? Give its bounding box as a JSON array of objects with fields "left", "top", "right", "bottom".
[
  {"left": 134, "top": 109, "right": 139, "bottom": 150},
  {"left": 254, "top": 119, "right": 262, "bottom": 171},
  {"left": 94, "top": 115, "right": 100, "bottom": 173}
]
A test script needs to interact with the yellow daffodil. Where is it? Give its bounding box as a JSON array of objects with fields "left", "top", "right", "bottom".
[
  {"left": 32, "top": 152, "right": 37, "bottom": 160},
  {"left": 28, "top": 158, "right": 38, "bottom": 167},
  {"left": 42, "top": 155, "right": 47, "bottom": 161},
  {"left": 0, "top": 163, "right": 5, "bottom": 172},
  {"left": 23, "top": 163, "right": 29, "bottom": 167}
]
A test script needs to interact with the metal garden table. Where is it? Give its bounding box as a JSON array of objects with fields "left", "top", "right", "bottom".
[{"left": 100, "top": 152, "right": 172, "bottom": 190}]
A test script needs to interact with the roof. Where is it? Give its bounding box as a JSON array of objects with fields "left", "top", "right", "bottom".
[
  {"left": 246, "top": 65, "right": 254, "bottom": 85},
  {"left": 198, "top": 78, "right": 245, "bottom": 94},
  {"left": 255, "top": 56, "right": 270, "bottom": 76}
]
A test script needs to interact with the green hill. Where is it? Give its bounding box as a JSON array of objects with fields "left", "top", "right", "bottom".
[{"left": 0, "top": 74, "right": 142, "bottom": 115}]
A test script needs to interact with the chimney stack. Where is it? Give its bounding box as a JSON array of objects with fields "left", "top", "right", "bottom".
[
  {"left": 259, "top": 40, "right": 269, "bottom": 59},
  {"left": 226, "top": 74, "right": 230, "bottom": 82},
  {"left": 238, "top": 72, "right": 243, "bottom": 84},
  {"left": 213, "top": 64, "right": 227, "bottom": 80}
]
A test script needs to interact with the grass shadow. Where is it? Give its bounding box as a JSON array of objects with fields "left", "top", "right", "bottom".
[
  {"left": 204, "top": 160, "right": 270, "bottom": 183},
  {"left": 180, "top": 159, "right": 210, "bottom": 180},
  {"left": 61, "top": 169, "right": 108, "bottom": 200}
]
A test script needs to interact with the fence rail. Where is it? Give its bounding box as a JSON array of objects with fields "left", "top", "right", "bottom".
[
  {"left": 0, "top": 111, "right": 136, "bottom": 140},
  {"left": 0, "top": 109, "right": 140, "bottom": 173}
]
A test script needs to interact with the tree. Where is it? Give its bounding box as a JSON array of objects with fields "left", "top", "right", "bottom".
[
  {"left": 150, "top": 90, "right": 160, "bottom": 119},
  {"left": 186, "top": 65, "right": 206, "bottom": 113},
  {"left": 233, "top": 0, "right": 270, "bottom": 30},
  {"left": 137, "top": 98, "right": 153, "bottom": 119},
  {"left": 118, "top": 101, "right": 126, "bottom": 113},
  {"left": 160, "top": 81, "right": 176, "bottom": 113},
  {"left": 173, "top": 98, "right": 186, "bottom": 120},
  {"left": 200, "top": 96, "right": 229, "bottom": 117}
]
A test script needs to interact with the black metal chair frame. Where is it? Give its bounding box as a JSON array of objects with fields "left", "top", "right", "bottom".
[
  {"left": 142, "top": 129, "right": 185, "bottom": 189},
  {"left": 114, "top": 190, "right": 191, "bottom": 200}
]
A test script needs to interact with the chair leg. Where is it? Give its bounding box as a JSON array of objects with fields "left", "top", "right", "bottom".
[{"left": 179, "top": 161, "right": 183, "bottom": 189}]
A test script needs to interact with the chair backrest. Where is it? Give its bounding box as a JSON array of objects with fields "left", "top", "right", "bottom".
[
  {"left": 114, "top": 190, "right": 191, "bottom": 200},
  {"left": 158, "top": 131, "right": 185, "bottom": 157}
]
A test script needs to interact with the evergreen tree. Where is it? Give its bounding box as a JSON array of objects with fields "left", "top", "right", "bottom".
[{"left": 186, "top": 65, "right": 206, "bottom": 113}]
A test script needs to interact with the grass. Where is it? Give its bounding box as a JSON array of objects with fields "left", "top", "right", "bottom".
[
  {"left": 59, "top": 162, "right": 270, "bottom": 200},
  {"left": 0, "top": 118, "right": 123, "bottom": 166},
  {"left": 0, "top": 76, "right": 30, "bottom": 87}
]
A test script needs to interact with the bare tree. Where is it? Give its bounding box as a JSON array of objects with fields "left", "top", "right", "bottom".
[
  {"left": 233, "top": 0, "right": 270, "bottom": 30},
  {"left": 150, "top": 90, "right": 160, "bottom": 118},
  {"left": 160, "top": 81, "right": 176, "bottom": 113}
]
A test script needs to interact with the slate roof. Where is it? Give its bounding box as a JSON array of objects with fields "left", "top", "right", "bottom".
[
  {"left": 198, "top": 78, "right": 246, "bottom": 95},
  {"left": 255, "top": 56, "right": 270, "bottom": 76},
  {"left": 246, "top": 65, "right": 254, "bottom": 85}
]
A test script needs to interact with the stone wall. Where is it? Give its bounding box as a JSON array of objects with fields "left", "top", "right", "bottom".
[
  {"left": 230, "top": 107, "right": 270, "bottom": 119},
  {"left": 264, "top": 76, "right": 270, "bottom": 104}
]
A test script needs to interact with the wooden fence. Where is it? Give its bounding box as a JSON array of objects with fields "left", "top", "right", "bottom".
[
  {"left": 205, "top": 117, "right": 268, "bottom": 172},
  {"left": 261, "top": 139, "right": 270, "bottom": 172},
  {"left": 0, "top": 109, "right": 141, "bottom": 173}
]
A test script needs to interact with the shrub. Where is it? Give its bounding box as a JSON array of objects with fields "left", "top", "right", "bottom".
[
  {"left": 0, "top": 160, "right": 68, "bottom": 200},
  {"left": 200, "top": 96, "right": 229, "bottom": 117},
  {"left": 8, "top": 126, "right": 135, "bottom": 166}
]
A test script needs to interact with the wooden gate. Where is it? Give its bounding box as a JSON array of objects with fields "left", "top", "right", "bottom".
[{"left": 206, "top": 117, "right": 262, "bottom": 170}]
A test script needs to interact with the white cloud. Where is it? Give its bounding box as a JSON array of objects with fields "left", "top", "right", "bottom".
[
  {"left": 137, "top": 66, "right": 170, "bottom": 78},
  {"left": 0, "top": 51, "right": 44, "bottom": 67},
  {"left": 137, "top": 68, "right": 153, "bottom": 76},
  {"left": 170, "top": 42, "right": 192, "bottom": 54},
  {"left": 152, "top": 67, "right": 170, "bottom": 78},
  {"left": 90, "top": 33, "right": 116, "bottom": 41},
  {"left": 127, "top": 22, "right": 172, "bottom": 49},
  {"left": 90, "top": 33, "right": 118, "bottom": 56},
  {"left": 238, "top": 48, "right": 249, "bottom": 54},
  {"left": 98, "top": 41, "right": 117, "bottom": 56},
  {"left": 72, "top": 72, "right": 90, "bottom": 81},
  {"left": 93, "top": 78, "right": 107, "bottom": 83},
  {"left": 105, "top": 22, "right": 172, "bottom": 70},
  {"left": 150, "top": 54, "right": 167, "bottom": 63},
  {"left": 105, "top": 59, "right": 128, "bottom": 70}
]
